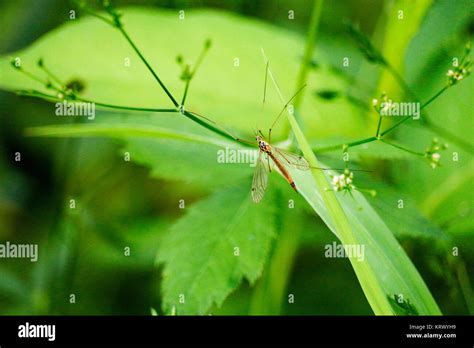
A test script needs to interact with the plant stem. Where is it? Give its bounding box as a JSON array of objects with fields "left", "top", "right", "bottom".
[
  {"left": 293, "top": 0, "right": 324, "bottom": 109},
  {"left": 281, "top": 76, "right": 393, "bottom": 315},
  {"left": 375, "top": 114, "right": 383, "bottom": 137},
  {"left": 380, "top": 138, "right": 424, "bottom": 157},
  {"left": 379, "top": 85, "right": 447, "bottom": 137},
  {"left": 18, "top": 89, "right": 178, "bottom": 113},
  {"left": 421, "top": 85, "right": 449, "bottom": 109},
  {"left": 249, "top": 0, "right": 326, "bottom": 315},
  {"left": 79, "top": 5, "right": 115, "bottom": 26},
  {"left": 379, "top": 84, "right": 449, "bottom": 136},
  {"left": 182, "top": 110, "right": 251, "bottom": 146},
  {"left": 315, "top": 136, "right": 377, "bottom": 153},
  {"left": 117, "top": 26, "right": 179, "bottom": 107},
  {"left": 383, "top": 58, "right": 474, "bottom": 153},
  {"left": 78, "top": 96, "right": 177, "bottom": 113},
  {"left": 420, "top": 121, "right": 474, "bottom": 154},
  {"left": 379, "top": 116, "right": 412, "bottom": 136},
  {"left": 315, "top": 84, "right": 451, "bottom": 153},
  {"left": 181, "top": 41, "right": 210, "bottom": 105},
  {"left": 181, "top": 81, "right": 191, "bottom": 106}
]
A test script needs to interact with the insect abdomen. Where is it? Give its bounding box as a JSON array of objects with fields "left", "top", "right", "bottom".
[
  {"left": 269, "top": 153, "right": 298, "bottom": 192},
  {"left": 290, "top": 181, "right": 298, "bottom": 192}
]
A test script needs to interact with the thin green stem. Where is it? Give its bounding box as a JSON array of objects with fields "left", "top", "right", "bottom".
[
  {"left": 420, "top": 86, "right": 449, "bottom": 109},
  {"left": 181, "top": 81, "right": 191, "bottom": 106},
  {"left": 181, "top": 41, "right": 210, "bottom": 106},
  {"left": 375, "top": 114, "right": 383, "bottom": 137},
  {"left": 16, "top": 90, "right": 59, "bottom": 102},
  {"left": 314, "top": 136, "right": 377, "bottom": 153},
  {"left": 384, "top": 62, "right": 474, "bottom": 153},
  {"left": 117, "top": 26, "right": 179, "bottom": 107},
  {"left": 14, "top": 68, "right": 248, "bottom": 146},
  {"left": 379, "top": 116, "right": 411, "bottom": 137},
  {"left": 77, "top": 96, "right": 177, "bottom": 113},
  {"left": 314, "top": 83, "right": 450, "bottom": 154},
  {"left": 380, "top": 85, "right": 449, "bottom": 136},
  {"left": 182, "top": 110, "right": 251, "bottom": 146},
  {"left": 347, "top": 136, "right": 378, "bottom": 147},
  {"left": 380, "top": 138, "right": 424, "bottom": 157},
  {"left": 293, "top": 0, "right": 324, "bottom": 109},
  {"left": 79, "top": 5, "right": 115, "bottom": 26},
  {"left": 16, "top": 68, "right": 54, "bottom": 88},
  {"left": 17, "top": 89, "right": 178, "bottom": 113},
  {"left": 420, "top": 121, "right": 474, "bottom": 153},
  {"left": 39, "top": 64, "right": 65, "bottom": 88}
]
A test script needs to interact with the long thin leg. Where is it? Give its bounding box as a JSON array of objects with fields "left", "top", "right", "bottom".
[
  {"left": 263, "top": 61, "right": 269, "bottom": 106},
  {"left": 256, "top": 60, "right": 271, "bottom": 133},
  {"left": 267, "top": 84, "right": 306, "bottom": 141}
]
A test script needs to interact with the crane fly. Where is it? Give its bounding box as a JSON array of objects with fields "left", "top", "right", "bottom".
[
  {"left": 250, "top": 129, "right": 358, "bottom": 203},
  {"left": 189, "top": 49, "right": 370, "bottom": 203},
  {"left": 251, "top": 131, "right": 311, "bottom": 203},
  {"left": 247, "top": 51, "right": 370, "bottom": 203}
]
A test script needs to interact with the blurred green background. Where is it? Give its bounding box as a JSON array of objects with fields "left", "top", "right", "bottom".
[{"left": 0, "top": 0, "right": 472, "bottom": 315}]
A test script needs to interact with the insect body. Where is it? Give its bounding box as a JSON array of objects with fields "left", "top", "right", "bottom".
[
  {"left": 252, "top": 133, "right": 310, "bottom": 203},
  {"left": 244, "top": 50, "right": 369, "bottom": 203}
]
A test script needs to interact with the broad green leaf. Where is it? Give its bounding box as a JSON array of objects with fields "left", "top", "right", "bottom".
[
  {"left": 25, "top": 114, "right": 253, "bottom": 189},
  {"left": 156, "top": 183, "right": 277, "bottom": 315},
  {"left": 0, "top": 7, "right": 367, "bottom": 140},
  {"left": 357, "top": 179, "right": 446, "bottom": 239},
  {"left": 289, "top": 166, "right": 441, "bottom": 315},
  {"left": 0, "top": 6, "right": 445, "bottom": 315}
]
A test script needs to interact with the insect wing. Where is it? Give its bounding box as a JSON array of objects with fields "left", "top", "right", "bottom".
[
  {"left": 251, "top": 152, "right": 270, "bottom": 203},
  {"left": 273, "top": 148, "right": 310, "bottom": 171}
]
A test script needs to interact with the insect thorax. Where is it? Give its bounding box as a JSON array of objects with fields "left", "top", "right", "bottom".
[{"left": 258, "top": 140, "right": 271, "bottom": 153}]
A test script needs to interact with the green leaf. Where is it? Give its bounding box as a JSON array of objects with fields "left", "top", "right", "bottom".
[
  {"left": 358, "top": 179, "right": 447, "bottom": 239},
  {"left": 0, "top": 7, "right": 367, "bottom": 140},
  {"left": 288, "top": 166, "right": 441, "bottom": 315},
  {"left": 2, "top": 6, "right": 445, "bottom": 315},
  {"left": 156, "top": 183, "right": 277, "bottom": 315},
  {"left": 25, "top": 115, "right": 253, "bottom": 189}
]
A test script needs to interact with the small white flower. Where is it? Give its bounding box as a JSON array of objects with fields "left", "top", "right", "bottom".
[{"left": 331, "top": 171, "right": 355, "bottom": 192}]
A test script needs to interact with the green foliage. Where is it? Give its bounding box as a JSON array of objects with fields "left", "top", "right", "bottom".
[
  {"left": 0, "top": 8, "right": 364, "bottom": 140},
  {"left": 157, "top": 184, "right": 277, "bottom": 315},
  {"left": 0, "top": 1, "right": 472, "bottom": 316}
]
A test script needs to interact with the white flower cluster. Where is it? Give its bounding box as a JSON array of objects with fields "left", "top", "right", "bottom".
[
  {"left": 424, "top": 138, "right": 448, "bottom": 169},
  {"left": 447, "top": 68, "right": 469, "bottom": 84},
  {"left": 447, "top": 60, "right": 472, "bottom": 86},
  {"left": 331, "top": 170, "right": 355, "bottom": 192},
  {"left": 372, "top": 93, "right": 395, "bottom": 115}
]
